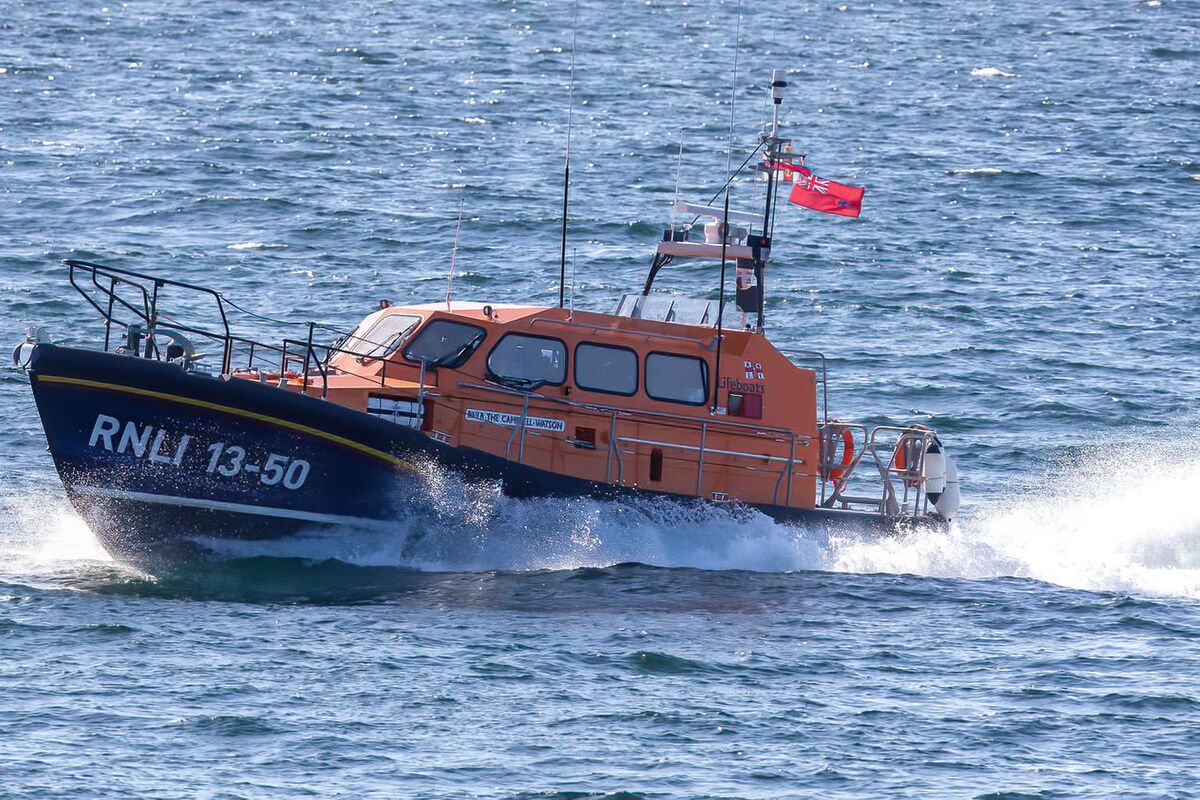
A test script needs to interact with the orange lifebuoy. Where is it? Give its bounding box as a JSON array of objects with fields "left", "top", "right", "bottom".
[
  {"left": 892, "top": 425, "right": 931, "bottom": 472},
  {"left": 827, "top": 427, "right": 855, "bottom": 484}
]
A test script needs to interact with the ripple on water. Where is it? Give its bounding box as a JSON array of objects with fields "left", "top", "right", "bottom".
[{"left": 2, "top": 0, "right": 1200, "bottom": 797}]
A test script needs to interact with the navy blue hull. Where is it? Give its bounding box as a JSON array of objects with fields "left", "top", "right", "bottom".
[
  {"left": 28, "top": 344, "right": 900, "bottom": 565},
  {"left": 28, "top": 345, "right": 441, "bottom": 562}
]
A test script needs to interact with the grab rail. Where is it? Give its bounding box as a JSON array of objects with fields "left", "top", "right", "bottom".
[
  {"left": 64, "top": 259, "right": 408, "bottom": 394},
  {"left": 455, "top": 378, "right": 815, "bottom": 506},
  {"left": 780, "top": 349, "right": 829, "bottom": 426}
]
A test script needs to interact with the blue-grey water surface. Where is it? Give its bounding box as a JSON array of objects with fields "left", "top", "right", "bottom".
[{"left": 2, "top": 0, "right": 1200, "bottom": 797}]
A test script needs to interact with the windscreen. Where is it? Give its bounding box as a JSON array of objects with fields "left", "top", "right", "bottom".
[
  {"left": 402, "top": 319, "right": 486, "bottom": 367},
  {"left": 340, "top": 314, "right": 422, "bottom": 360}
]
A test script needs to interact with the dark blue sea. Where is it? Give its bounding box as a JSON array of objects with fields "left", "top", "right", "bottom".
[{"left": 3, "top": 0, "right": 1199, "bottom": 797}]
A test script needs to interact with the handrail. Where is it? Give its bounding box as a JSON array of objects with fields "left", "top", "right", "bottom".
[
  {"left": 454, "top": 379, "right": 810, "bottom": 442},
  {"left": 530, "top": 316, "right": 718, "bottom": 350},
  {"left": 67, "top": 259, "right": 234, "bottom": 372},
  {"left": 458, "top": 377, "right": 816, "bottom": 506},
  {"left": 63, "top": 259, "right": 410, "bottom": 389},
  {"left": 816, "top": 422, "right": 936, "bottom": 516},
  {"left": 781, "top": 349, "right": 829, "bottom": 427}
]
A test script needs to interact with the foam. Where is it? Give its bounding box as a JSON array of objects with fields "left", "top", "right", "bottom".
[
  {"left": 7, "top": 437, "right": 1200, "bottom": 599},
  {"left": 0, "top": 492, "right": 111, "bottom": 572},
  {"left": 970, "top": 66, "right": 1018, "bottom": 78}
]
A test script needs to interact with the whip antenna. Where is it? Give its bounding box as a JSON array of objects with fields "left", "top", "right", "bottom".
[
  {"left": 569, "top": 247, "right": 578, "bottom": 320},
  {"left": 725, "top": 0, "right": 743, "bottom": 181},
  {"left": 446, "top": 198, "right": 464, "bottom": 310},
  {"left": 670, "top": 129, "right": 684, "bottom": 232},
  {"left": 558, "top": 0, "right": 580, "bottom": 308},
  {"left": 712, "top": 190, "right": 730, "bottom": 412},
  {"left": 712, "top": 0, "right": 742, "bottom": 411}
]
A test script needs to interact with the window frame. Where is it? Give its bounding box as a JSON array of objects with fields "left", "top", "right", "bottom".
[
  {"left": 644, "top": 350, "right": 711, "bottom": 407},
  {"left": 573, "top": 342, "right": 640, "bottom": 397},
  {"left": 341, "top": 313, "right": 423, "bottom": 362},
  {"left": 401, "top": 318, "right": 487, "bottom": 369},
  {"left": 485, "top": 332, "right": 569, "bottom": 387}
]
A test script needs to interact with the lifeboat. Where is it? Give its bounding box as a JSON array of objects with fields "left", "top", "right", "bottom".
[{"left": 16, "top": 73, "right": 960, "bottom": 565}]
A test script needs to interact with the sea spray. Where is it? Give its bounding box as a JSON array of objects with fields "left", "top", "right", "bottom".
[{"left": 7, "top": 435, "right": 1200, "bottom": 599}]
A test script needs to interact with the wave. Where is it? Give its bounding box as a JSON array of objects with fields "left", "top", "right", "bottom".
[
  {"left": 970, "top": 67, "right": 1018, "bottom": 78},
  {"left": 4, "top": 433, "right": 1200, "bottom": 600},
  {"left": 226, "top": 241, "right": 288, "bottom": 251},
  {"left": 948, "top": 167, "right": 1004, "bottom": 176},
  {"left": 178, "top": 436, "right": 1200, "bottom": 599}
]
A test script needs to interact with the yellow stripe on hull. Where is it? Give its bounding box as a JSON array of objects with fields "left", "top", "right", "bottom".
[{"left": 34, "top": 373, "right": 415, "bottom": 470}]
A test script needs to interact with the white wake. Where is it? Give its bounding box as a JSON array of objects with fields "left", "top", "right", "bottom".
[{"left": 5, "top": 436, "right": 1200, "bottom": 599}]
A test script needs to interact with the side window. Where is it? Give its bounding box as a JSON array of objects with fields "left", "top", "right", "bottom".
[
  {"left": 575, "top": 343, "right": 638, "bottom": 396},
  {"left": 402, "top": 320, "right": 485, "bottom": 367},
  {"left": 645, "top": 352, "right": 709, "bottom": 405},
  {"left": 487, "top": 334, "right": 567, "bottom": 386}
]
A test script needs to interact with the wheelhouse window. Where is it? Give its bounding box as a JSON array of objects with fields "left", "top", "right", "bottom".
[
  {"left": 575, "top": 343, "right": 638, "bottom": 396},
  {"left": 402, "top": 319, "right": 486, "bottom": 367},
  {"left": 341, "top": 313, "right": 422, "bottom": 360},
  {"left": 486, "top": 333, "right": 567, "bottom": 387},
  {"left": 645, "top": 352, "right": 709, "bottom": 405}
]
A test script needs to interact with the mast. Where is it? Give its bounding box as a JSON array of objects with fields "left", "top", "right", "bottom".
[
  {"left": 760, "top": 70, "right": 787, "bottom": 244},
  {"left": 746, "top": 70, "right": 788, "bottom": 332}
]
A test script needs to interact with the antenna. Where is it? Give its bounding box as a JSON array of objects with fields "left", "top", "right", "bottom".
[
  {"left": 569, "top": 247, "right": 577, "bottom": 320},
  {"left": 558, "top": 0, "right": 580, "bottom": 309},
  {"left": 725, "top": 0, "right": 743, "bottom": 181},
  {"left": 760, "top": 70, "right": 788, "bottom": 240},
  {"left": 446, "top": 198, "right": 464, "bottom": 310},
  {"left": 711, "top": 190, "right": 730, "bottom": 413},
  {"left": 670, "top": 129, "right": 684, "bottom": 232},
  {"left": 712, "top": 0, "right": 742, "bottom": 412}
]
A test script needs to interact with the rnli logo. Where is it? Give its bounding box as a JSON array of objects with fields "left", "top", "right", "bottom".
[{"left": 744, "top": 360, "right": 765, "bottom": 380}]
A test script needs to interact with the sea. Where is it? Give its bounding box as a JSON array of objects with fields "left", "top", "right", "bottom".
[{"left": 2, "top": 0, "right": 1199, "bottom": 797}]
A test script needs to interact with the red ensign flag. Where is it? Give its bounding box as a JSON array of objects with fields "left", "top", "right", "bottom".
[{"left": 787, "top": 167, "right": 865, "bottom": 217}]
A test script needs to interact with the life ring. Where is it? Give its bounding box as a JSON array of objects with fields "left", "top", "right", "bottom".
[
  {"left": 827, "top": 427, "right": 855, "bottom": 484},
  {"left": 892, "top": 424, "right": 930, "bottom": 471}
]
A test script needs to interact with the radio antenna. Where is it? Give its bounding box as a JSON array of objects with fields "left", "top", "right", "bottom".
[
  {"left": 725, "top": 0, "right": 743, "bottom": 181},
  {"left": 557, "top": 0, "right": 580, "bottom": 309},
  {"left": 446, "top": 198, "right": 464, "bottom": 310},
  {"left": 569, "top": 247, "right": 578, "bottom": 320},
  {"left": 670, "top": 129, "right": 684, "bottom": 232},
  {"left": 712, "top": 0, "right": 742, "bottom": 412},
  {"left": 712, "top": 190, "right": 730, "bottom": 413}
]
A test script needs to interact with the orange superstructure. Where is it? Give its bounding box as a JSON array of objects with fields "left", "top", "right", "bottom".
[{"left": 250, "top": 302, "right": 822, "bottom": 511}]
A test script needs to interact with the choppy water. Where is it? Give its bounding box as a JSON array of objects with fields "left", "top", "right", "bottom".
[{"left": 3, "top": 0, "right": 1200, "bottom": 796}]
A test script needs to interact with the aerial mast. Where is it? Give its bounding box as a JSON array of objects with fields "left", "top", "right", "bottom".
[{"left": 760, "top": 70, "right": 788, "bottom": 243}]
